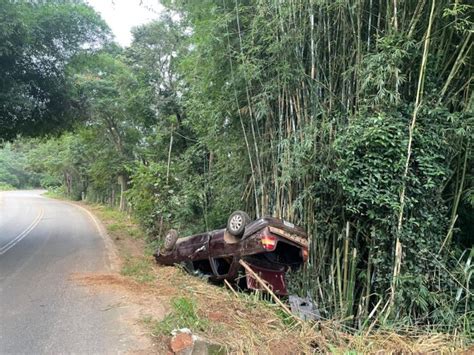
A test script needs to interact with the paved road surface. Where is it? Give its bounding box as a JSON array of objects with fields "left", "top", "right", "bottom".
[{"left": 0, "top": 190, "right": 141, "bottom": 354}]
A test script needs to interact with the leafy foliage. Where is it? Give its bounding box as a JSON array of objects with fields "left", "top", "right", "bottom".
[{"left": 0, "top": 0, "right": 110, "bottom": 140}]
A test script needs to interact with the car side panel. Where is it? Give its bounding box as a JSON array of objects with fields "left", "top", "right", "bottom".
[
  {"left": 155, "top": 233, "right": 210, "bottom": 265},
  {"left": 208, "top": 232, "right": 265, "bottom": 258},
  {"left": 208, "top": 230, "right": 241, "bottom": 257}
]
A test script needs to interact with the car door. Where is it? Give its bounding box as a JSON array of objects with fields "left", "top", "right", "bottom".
[
  {"left": 175, "top": 232, "right": 211, "bottom": 261},
  {"left": 208, "top": 229, "right": 241, "bottom": 278}
]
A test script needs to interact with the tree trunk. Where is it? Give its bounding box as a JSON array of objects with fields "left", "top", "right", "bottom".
[
  {"left": 82, "top": 178, "right": 88, "bottom": 201},
  {"left": 118, "top": 174, "right": 128, "bottom": 212},
  {"left": 111, "top": 186, "right": 115, "bottom": 207},
  {"left": 64, "top": 172, "right": 72, "bottom": 196}
]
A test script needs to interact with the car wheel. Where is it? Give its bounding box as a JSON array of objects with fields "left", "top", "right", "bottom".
[
  {"left": 227, "top": 210, "right": 250, "bottom": 237},
  {"left": 164, "top": 229, "right": 178, "bottom": 250}
]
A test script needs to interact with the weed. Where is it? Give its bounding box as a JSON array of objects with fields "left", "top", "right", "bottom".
[
  {"left": 99, "top": 208, "right": 124, "bottom": 220},
  {"left": 155, "top": 297, "right": 208, "bottom": 335},
  {"left": 275, "top": 308, "right": 298, "bottom": 327},
  {"left": 44, "top": 187, "right": 66, "bottom": 198},
  {"left": 144, "top": 239, "right": 160, "bottom": 257},
  {"left": 126, "top": 227, "right": 140, "bottom": 239},
  {"left": 141, "top": 315, "right": 154, "bottom": 325},
  {"left": 0, "top": 183, "right": 15, "bottom": 191},
  {"left": 107, "top": 223, "right": 122, "bottom": 232},
  {"left": 121, "top": 257, "right": 155, "bottom": 283}
]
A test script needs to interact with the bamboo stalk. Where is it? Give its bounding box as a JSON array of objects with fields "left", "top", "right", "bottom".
[
  {"left": 224, "top": 279, "right": 239, "bottom": 297},
  {"left": 407, "top": 0, "right": 426, "bottom": 38},
  {"left": 342, "top": 222, "right": 350, "bottom": 298},
  {"left": 222, "top": 0, "right": 260, "bottom": 214},
  {"left": 239, "top": 259, "right": 301, "bottom": 322},
  {"left": 346, "top": 248, "right": 357, "bottom": 317},
  {"left": 336, "top": 247, "right": 343, "bottom": 315},
  {"left": 440, "top": 140, "right": 469, "bottom": 252},
  {"left": 390, "top": 0, "right": 437, "bottom": 318},
  {"left": 439, "top": 33, "right": 472, "bottom": 100}
]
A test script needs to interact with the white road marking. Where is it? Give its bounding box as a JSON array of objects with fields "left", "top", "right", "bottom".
[{"left": 0, "top": 208, "right": 44, "bottom": 255}]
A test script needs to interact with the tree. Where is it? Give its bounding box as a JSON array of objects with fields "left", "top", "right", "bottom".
[
  {"left": 0, "top": 0, "right": 110, "bottom": 140},
  {"left": 127, "top": 14, "right": 186, "bottom": 125},
  {"left": 72, "top": 52, "right": 145, "bottom": 210},
  {"left": 0, "top": 143, "right": 37, "bottom": 188}
]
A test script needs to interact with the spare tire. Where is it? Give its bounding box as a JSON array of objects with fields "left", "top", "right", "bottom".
[
  {"left": 227, "top": 211, "right": 250, "bottom": 237},
  {"left": 164, "top": 229, "right": 178, "bottom": 250}
]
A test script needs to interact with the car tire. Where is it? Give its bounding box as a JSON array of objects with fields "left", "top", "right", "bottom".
[
  {"left": 164, "top": 229, "right": 178, "bottom": 250},
  {"left": 227, "top": 210, "right": 250, "bottom": 237}
]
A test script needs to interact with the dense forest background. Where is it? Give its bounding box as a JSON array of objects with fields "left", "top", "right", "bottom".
[{"left": 1, "top": 0, "right": 472, "bottom": 335}]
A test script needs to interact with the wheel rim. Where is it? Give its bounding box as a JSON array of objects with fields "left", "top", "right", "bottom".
[{"left": 230, "top": 214, "right": 243, "bottom": 231}]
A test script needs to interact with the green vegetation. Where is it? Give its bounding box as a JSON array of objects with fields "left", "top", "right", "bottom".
[
  {"left": 154, "top": 297, "right": 209, "bottom": 335},
  {"left": 121, "top": 257, "right": 155, "bottom": 284},
  {"left": 0, "top": 143, "right": 41, "bottom": 189},
  {"left": 0, "top": 1, "right": 109, "bottom": 140},
  {"left": 1, "top": 0, "right": 472, "bottom": 341},
  {"left": 0, "top": 183, "right": 15, "bottom": 191}
]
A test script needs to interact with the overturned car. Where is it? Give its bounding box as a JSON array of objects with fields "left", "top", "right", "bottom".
[{"left": 154, "top": 211, "right": 308, "bottom": 295}]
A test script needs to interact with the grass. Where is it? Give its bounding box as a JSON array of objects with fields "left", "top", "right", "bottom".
[
  {"left": 0, "top": 183, "right": 15, "bottom": 191},
  {"left": 144, "top": 239, "right": 161, "bottom": 257},
  {"left": 98, "top": 207, "right": 124, "bottom": 220},
  {"left": 275, "top": 308, "right": 298, "bottom": 327},
  {"left": 154, "top": 297, "right": 209, "bottom": 335},
  {"left": 92, "top": 206, "right": 145, "bottom": 241},
  {"left": 43, "top": 187, "right": 68, "bottom": 199},
  {"left": 106, "top": 223, "right": 122, "bottom": 232},
  {"left": 120, "top": 256, "right": 155, "bottom": 283}
]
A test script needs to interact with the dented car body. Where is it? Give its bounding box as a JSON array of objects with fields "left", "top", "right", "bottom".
[{"left": 154, "top": 216, "right": 308, "bottom": 295}]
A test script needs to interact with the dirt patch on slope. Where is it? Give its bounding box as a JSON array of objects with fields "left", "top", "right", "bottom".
[
  {"left": 70, "top": 272, "right": 168, "bottom": 354},
  {"left": 71, "top": 272, "right": 167, "bottom": 320}
]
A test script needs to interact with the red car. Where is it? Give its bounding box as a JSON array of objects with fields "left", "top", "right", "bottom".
[{"left": 154, "top": 211, "right": 308, "bottom": 295}]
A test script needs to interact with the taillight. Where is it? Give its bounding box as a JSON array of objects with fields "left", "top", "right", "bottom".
[
  {"left": 301, "top": 248, "right": 309, "bottom": 262},
  {"left": 261, "top": 234, "right": 277, "bottom": 251}
]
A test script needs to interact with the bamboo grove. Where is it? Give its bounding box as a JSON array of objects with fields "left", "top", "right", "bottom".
[
  {"left": 165, "top": 0, "right": 472, "bottom": 331},
  {"left": 1, "top": 0, "right": 472, "bottom": 334}
]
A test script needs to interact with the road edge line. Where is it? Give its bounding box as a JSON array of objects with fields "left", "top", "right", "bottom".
[
  {"left": 41, "top": 194, "right": 121, "bottom": 273},
  {"left": 71, "top": 202, "right": 122, "bottom": 273},
  {"left": 0, "top": 208, "right": 44, "bottom": 255},
  {"left": 72, "top": 203, "right": 122, "bottom": 272}
]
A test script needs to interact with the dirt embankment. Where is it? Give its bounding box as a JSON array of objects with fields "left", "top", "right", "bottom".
[{"left": 69, "top": 201, "right": 471, "bottom": 354}]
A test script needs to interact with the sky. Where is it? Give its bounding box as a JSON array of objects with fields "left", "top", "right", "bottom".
[{"left": 86, "top": 0, "right": 164, "bottom": 47}]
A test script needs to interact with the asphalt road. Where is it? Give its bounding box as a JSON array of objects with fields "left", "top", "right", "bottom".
[{"left": 0, "top": 190, "right": 141, "bottom": 354}]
